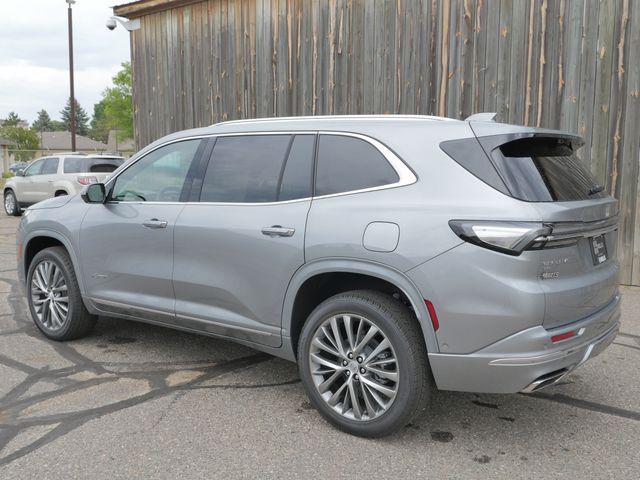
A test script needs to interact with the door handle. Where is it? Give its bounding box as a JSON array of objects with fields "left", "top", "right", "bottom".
[
  {"left": 142, "top": 218, "right": 168, "bottom": 229},
  {"left": 261, "top": 225, "right": 295, "bottom": 237}
]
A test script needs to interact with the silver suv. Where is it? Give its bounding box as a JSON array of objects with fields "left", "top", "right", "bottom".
[
  {"left": 4, "top": 154, "right": 124, "bottom": 215},
  {"left": 15, "top": 116, "right": 620, "bottom": 437}
]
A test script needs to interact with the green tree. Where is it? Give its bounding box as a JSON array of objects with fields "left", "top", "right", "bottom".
[
  {"left": 31, "top": 110, "right": 53, "bottom": 132},
  {"left": 0, "top": 126, "right": 39, "bottom": 161},
  {"left": 3, "top": 111, "right": 23, "bottom": 127},
  {"left": 60, "top": 97, "right": 90, "bottom": 136},
  {"left": 96, "top": 62, "right": 134, "bottom": 141},
  {"left": 89, "top": 99, "right": 109, "bottom": 143},
  {"left": 50, "top": 120, "right": 65, "bottom": 131}
]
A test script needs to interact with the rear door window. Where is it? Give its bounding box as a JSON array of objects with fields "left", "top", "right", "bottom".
[
  {"left": 278, "top": 135, "right": 315, "bottom": 201},
  {"left": 315, "top": 135, "right": 399, "bottom": 196},
  {"left": 41, "top": 158, "right": 59, "bottom": 175}
]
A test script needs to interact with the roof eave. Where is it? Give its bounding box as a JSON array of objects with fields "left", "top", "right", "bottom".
[{"left": 113, "top": 0, "right": 204, "bottom": 19}]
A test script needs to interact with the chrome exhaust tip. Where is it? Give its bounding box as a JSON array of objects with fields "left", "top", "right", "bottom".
[{"left": 520, "top": 368, "right": 569, "bottom": 393}]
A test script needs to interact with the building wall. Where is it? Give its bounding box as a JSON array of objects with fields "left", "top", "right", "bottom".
[{"left": 127, "top": 0, "right": 640, "bottom": 285}]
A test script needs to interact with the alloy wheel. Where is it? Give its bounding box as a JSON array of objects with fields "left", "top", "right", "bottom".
[
  {"left": 4, "top": 193, "right": 16, "bottom": 214},
  {"left": 308, "top": 313, "right": 399, "bottom": 421},
  {"left": 30, "top": 260, "right": 69, "bottom": 331}
]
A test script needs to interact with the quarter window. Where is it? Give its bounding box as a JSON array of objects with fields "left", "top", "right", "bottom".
[
  {"left": 315, "top": 135, "right": 399, "bottom": 196},
  {"left": 111, "top": 139, "right": 201, "bottom": 202},
  {"left": 200, "top": 135, "right": 294, "bottom": 203}
]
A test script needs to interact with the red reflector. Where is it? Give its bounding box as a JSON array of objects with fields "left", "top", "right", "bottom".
[
  {"left": 424, "top": 300, "right": 440, "bottom": 332},
  {"left": 551, "top": 330, "right": 576, "bottom": 343}
]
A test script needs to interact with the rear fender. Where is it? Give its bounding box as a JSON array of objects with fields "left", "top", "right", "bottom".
[{"left": 281, "top": 258, "right": 440, "bottom": 361}]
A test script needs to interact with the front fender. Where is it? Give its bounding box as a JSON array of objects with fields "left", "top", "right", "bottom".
[
  {"left": 280, "top": 257, "right": 440, "bottom": 361},
  {"left": 21, "top": 228, "right": 86, "bottom": 295}
]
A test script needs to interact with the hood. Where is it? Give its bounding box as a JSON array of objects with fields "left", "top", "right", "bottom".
[{"left": 27, "top": 194, "right": 74, "bottom": 210}]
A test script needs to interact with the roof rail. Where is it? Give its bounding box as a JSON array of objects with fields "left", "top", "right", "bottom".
[
  {"left": 465, "top": 112, "right": 497, "bottom": 122},
  {"left": 210, "top": 114, "right": 457, "bottom": 127}
]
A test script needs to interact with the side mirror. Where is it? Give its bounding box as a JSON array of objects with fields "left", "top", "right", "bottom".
[
  {"left": 81, "top": 183, "right": 107, "bottom": 204},
  {"left": 17, "top": 169, "right": 25, "bottom": 176}
]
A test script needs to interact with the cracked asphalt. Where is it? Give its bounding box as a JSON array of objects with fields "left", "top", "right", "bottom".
[{"left": 0, "top": 213, "right": 639, "bottom": 479}]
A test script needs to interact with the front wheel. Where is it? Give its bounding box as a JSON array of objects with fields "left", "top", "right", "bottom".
[
  {"left": 298, "top": 290, "right": 432, "bottom": 437},
  {"left": 27, "top": 246, "right": 97, "bottom": 341},
  {"left": 4, "top": 190, "right": 20, "bottom": 216}
]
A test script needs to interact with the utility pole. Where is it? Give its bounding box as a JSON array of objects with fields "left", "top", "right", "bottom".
[{"left": 67, "top": 0, "right": 76, "bottom": 152}]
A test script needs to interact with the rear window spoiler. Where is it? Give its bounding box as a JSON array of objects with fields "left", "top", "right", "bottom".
[{"left": 465, "top": 112, "right": 497, "bottom": 122}]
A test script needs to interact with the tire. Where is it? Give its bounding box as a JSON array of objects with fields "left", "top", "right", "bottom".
[
  {"left": 55, "top": 191, "right": 68, "bottom": 197},
  {"left": 4, "top": 189, "right": 20, "bottom": 216},
  {"left": 27, "top": 246, "right": 96, "bottom": 341},
  {"left": 297, "top": 290, "right": 432, "bottom": 437}
]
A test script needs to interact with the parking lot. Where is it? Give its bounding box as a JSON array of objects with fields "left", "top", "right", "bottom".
[{"left": 0, "top": 213, "right": 638, "bottom": 479}]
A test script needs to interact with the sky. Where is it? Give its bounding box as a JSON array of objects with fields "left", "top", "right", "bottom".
[{"left": 0, "top": 0, "right": 131, "bottom": 124}]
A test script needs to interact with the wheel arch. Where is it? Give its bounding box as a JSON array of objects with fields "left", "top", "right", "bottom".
[
  {"left": 23, "top": 230, "right": 86, "bottom": 295},
  {"left": 282, "top": 258, "right": 439, "bottom": 361},
  {"left": 53, "top": 180, "right": 76, "bottom": 196}
]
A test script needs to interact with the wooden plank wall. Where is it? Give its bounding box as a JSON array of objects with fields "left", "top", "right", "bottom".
[{"left": 129, "top": 0, "right": 640, "bottom": 285}]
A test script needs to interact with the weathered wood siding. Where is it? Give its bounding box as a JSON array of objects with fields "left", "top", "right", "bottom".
[{"left": 128, "top": 0, "right": 640, "bottom": 285}]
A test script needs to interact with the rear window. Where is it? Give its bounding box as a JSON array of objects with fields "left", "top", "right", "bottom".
[
  {"left": 492, "top": 137, "right": 603, "bottom": 202},
  {"left": 64, "top": 157, "right": 124, "bottom": 174}
]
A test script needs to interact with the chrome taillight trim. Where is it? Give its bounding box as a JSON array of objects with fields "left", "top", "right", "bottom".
[{"left": 530, "top": 215, "right": 619, "bottom": 248}]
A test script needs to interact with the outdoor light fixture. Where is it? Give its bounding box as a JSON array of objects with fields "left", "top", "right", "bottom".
[{"left": 106, "top": 16, "right": 141, "bottom": 32}]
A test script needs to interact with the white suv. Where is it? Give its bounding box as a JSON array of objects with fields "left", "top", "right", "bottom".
[{"left": 3, "top": 154, "right": 124, "bottom": 215}]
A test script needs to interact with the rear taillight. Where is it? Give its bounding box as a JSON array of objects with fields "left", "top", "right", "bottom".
[
  {"left": 450, "top": 216, "right": 618, "bottom": 256},
  {"left": 77, "top": 176, "right": 98, "bottom": 185},
  {"left": 449, "top": 220, "right": 550, "bottom": 256}
]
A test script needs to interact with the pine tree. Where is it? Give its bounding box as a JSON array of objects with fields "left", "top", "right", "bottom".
[
  {"left": 60, "top": 97, "right": 90, "bottom": 136},
  {"left": 3, "top": 111, "right": 22, "bottom": 127},
  {"left": 31, "top": 110, "right": 53, "bottom": 132}
]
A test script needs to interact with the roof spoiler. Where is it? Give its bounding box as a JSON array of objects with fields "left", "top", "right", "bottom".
[{"left": 465, "top": 112, "right": 497, "bottom": 122}]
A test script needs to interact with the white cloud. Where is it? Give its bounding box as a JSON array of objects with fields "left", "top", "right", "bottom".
[{"left": 0, "top": 0, "right": 130, "bottom": 123}]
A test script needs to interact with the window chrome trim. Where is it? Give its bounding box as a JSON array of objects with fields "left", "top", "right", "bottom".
[
  {"left": 105, "top": 130, "right": 417, "bottom": 205},
  {"left": 312, "top": 131, "right": 417, "bottom": 200}
]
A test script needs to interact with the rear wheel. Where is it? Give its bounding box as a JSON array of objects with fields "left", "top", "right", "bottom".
[
  {"left": 27, "top": 246, "right": 96, "bottom": 340},
  {"left": 55, "top": 190, "right": 68, "bottom": 197},
  {"left": 298, "top": 290, "right": 432, "bottom": 437},
  {"left": 4, "top": 189, "right": 20, "bottom": 216}
]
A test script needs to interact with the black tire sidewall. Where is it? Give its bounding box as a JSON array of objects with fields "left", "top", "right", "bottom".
[
  {"left": 298, "top": 294, "right": 424, "bottom": 437},
  {"left": 27, "top": 248, "right": 79, "bottom": 340}
]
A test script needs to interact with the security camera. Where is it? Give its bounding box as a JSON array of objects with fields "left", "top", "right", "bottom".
[{"left": 106, "top": 16, "right": 140, "bottom": 32}]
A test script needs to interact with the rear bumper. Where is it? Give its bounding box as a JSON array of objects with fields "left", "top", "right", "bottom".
[{"left": 428, "top": 293, "right": 620, "bottom": 393}]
